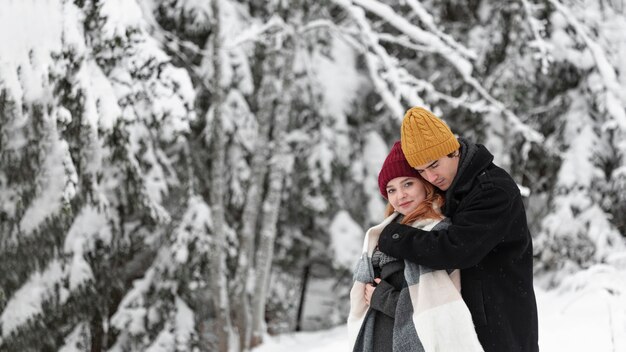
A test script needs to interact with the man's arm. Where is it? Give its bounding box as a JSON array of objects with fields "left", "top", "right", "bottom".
[{"left": 378, "top": 186, "right": 518, "bottom": 270}]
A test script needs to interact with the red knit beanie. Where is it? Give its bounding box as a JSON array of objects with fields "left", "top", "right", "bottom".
[{"left": 378, "top": 141, "right": 422, "bottom": 199}]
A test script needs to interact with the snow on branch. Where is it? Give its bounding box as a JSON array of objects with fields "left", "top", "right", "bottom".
[
  {"left": 521, "top": 0, "right": 553, "bottom": 74},
  {"left": 125, "top": 146, "right": 171, "bottom": 223},
  {"left": 548, "top": 0, "right": 626, "bottom": 130},
  {"left": 357, "top": 0, "right": 544, "bottom": 143},
  {"left": 330, "top": 1, "right": 477, "bottom": 118},
  {"left": 405, "top": 0, "right": 477, "bottom": 60},
  {"left": 351, "top": 0, "right": 473, "bottom": 77},
  {"left": 299, "top": 18, "right": 352, "bottom": 35},
  {"left": 332, "top": 0, "right": 544, "bottom": 144},
  {"left": 377, "top": 33, "right": 438, "bottom": 53},
  {"left": 334, "top": 2, "right": 406, "bottom": 118},
  {"left": 467, "top": 78, "right": 544, "bottom": 144},
  {"left": 226, "top": 15, "right": 287, "bottom": 49},
  {"left": 401, "top": 75, "right": 491, "bottom": 113},
  {"left": 1, "top": 260, "right": 66, "bottom": 339}
]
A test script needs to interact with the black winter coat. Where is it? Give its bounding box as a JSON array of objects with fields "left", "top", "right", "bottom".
[
  {"left": 371, "top": 259, "right": 406, "bottom": 351},
  {"left": 378, "top": 140, "right": 539, "bottom": 352},
  {"left": 353, "top": 259, "right": 406, "bottom": 352}
]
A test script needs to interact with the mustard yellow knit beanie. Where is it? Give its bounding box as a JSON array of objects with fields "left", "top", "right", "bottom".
[{"left": 401, "top": 107, "right": 460, "bottom": 167}]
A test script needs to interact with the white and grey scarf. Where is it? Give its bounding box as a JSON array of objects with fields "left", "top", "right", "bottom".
[{"left": 348, "top": 213, "right": 484, "bottom": 352}]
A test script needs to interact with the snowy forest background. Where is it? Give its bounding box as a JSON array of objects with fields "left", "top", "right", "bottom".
[{"left": 1, "top": 0, "right": 626, "bottom": 351}]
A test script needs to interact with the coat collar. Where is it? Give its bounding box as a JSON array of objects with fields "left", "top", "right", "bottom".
[{"left": 444, "top": 139, "right": 494, "bottom": 213}]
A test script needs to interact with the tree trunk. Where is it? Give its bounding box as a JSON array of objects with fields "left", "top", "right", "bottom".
[
  {"left": 250, "top": 31, "right": 295, "bottom": 347},
  {"left": 295, "top": 246, "right": 312, "bottom": 332},
  {"left": 206, "top": 0, "right": 233, "bottom": 351},
  {"left": 232, "top": 79, "right": 271, "bottom": 352}
]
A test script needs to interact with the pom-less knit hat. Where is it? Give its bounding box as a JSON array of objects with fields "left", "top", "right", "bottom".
[
  {"left": 401, "top": 107, "right": 460, "bottom": 167},
  {"left": 378, "top": 141, "right": 422, "bottom": 199}
]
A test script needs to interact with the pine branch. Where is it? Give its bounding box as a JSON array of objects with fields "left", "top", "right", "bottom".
[
  {"left": 548, "top": 0, "right": 626, "bottom": 130},
  {"left": 405, "top": 0, "right": 478, "bottom": 60},
  {"left": 521, "top": 0, "right": 553, "bottom": 74},
  {"left": 335, "top": 0, "right": 544, "bottom": 145}
]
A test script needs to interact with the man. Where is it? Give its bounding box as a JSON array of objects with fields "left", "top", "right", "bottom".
[{"left": 378, "top": 107, "right": 539, "bottom": 352}]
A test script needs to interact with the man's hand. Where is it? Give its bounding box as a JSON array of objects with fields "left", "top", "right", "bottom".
[
  {"left": 364, "top": 278, "right": 381, "bottom": 306},
  {"left": 377, "top": 222, "right": 404, "bottom": 255}
]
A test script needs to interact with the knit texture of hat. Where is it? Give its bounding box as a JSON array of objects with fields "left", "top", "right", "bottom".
[
  {"left": 401, "top": 107, "right": 460, "bottom": 167},
  {"left": 378, "top": 141, "right": 422, "bottom": 199}
]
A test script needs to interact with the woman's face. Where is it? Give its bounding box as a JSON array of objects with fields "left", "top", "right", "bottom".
[{"left": 386, "top": 176, "right": 426, "bottom": 215}]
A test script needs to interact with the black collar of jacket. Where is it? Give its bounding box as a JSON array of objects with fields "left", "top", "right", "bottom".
[{"left": 443, "top": 138, "right": 494, "bottom": 215}]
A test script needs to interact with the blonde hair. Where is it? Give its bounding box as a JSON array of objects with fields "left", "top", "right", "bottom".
[{"left": 384, "top": 176, "right": 445, "bottom": 224}]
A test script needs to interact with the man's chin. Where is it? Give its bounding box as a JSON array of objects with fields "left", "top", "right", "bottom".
[{"left": 436, "top": 183, "right": 449, "bottom": 191}]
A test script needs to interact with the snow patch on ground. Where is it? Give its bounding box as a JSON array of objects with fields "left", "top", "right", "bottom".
[{"left": 254, "top": 280, "right": 626, "bottom": 352}]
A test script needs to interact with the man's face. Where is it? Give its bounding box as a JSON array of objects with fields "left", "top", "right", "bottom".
[{"left": 414, "top": 153, "right": 460, "bottom": 191}]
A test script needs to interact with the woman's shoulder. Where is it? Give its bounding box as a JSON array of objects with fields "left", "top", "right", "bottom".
[
  {"left": 431, "top": 217, "right": 451, "bottom": 231},
  {"left": 411, "top": 217, "right": 449, "bottom": 231}
]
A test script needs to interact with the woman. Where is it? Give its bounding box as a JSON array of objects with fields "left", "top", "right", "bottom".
[{"left": 348, "top": 141, "right": 483, "bottom": 352}]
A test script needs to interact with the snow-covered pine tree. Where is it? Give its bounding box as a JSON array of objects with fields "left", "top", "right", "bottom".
[
  {"left": 527, "top": 0, "right": 626, "bottom": 283},
  {"left": 1, "top": 0, "right": 196, "bottom": 350}
]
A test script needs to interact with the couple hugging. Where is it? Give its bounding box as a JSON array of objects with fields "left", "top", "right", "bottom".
[{"left": 348, "top": 107, "right": 539, "bottom": 352}]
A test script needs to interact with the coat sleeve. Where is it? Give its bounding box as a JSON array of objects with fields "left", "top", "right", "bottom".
[
  {"left": 368, "top": 279, "right": 400, "bottom": 318},
  {"left": 378, "top": 185, "right": 519, "bottom": 270}
]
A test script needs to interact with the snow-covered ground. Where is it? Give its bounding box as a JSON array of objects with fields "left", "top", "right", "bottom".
[{"left": 254, "top": 283, "right": 626, "bottom": 352}]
